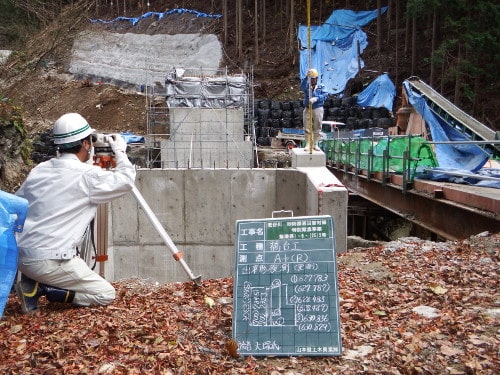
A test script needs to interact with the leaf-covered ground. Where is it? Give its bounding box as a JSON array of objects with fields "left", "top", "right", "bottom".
[{"left": 1, "top": 233, "right": 498, "bottom": 374}]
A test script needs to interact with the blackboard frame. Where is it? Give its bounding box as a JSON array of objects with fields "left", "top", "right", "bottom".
[{"left": 232, "top": 215, "right": 342, "bottom": 357}]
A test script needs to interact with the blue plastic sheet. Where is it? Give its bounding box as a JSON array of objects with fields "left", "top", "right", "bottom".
[
  {"left": 298, "top": 7, "right": 387, "bottom": 95},
  {"left": 90, "top": 8, "right": 222, "bottom": 26},
  {"left": 120, "top": 131, "right": 145, "bottom": 144},
  {"left": 356, "top": 73, "right": 395, "bottom": 111},
  {"left": 418, "top": 168, "right": 500, "bottom": 189},
  {"left": 403, "top": 80, "right": 489, "bottom": 173},
  {"left": 0, "top": 190, "right": 28, "bottom": 317}
]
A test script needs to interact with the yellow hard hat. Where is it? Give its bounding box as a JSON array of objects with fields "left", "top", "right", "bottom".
[{"left": 307, "top": 68, "right": 319, "bottom": 78}]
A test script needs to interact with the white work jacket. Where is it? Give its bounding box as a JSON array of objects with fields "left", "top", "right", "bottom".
[{"left": 16, "top": 152, "right": 136, "bottom": 258}]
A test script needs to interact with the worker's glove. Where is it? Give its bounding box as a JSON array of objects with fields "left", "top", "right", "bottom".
[
  {"left": 309, "top": 97, "right": 318, "bottom": 104},
  {"left": 108, "top": 133, "right": 127, "bottom": 154}
]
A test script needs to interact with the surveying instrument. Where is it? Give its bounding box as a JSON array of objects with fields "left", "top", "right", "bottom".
[{"left": 90, "top": 134, "right": 202, "bottom": 286}]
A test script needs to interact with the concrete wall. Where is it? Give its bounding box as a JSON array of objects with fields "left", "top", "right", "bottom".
[
  {"left": 160, "top": 108, "right": 253, "bottom": 168},
  {"left": 106, "top": 167, "right": 347, "bottom": 284}
]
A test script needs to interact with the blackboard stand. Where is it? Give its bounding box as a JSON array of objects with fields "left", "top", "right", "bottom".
[{"left": 232, "top": 215, "right": 342, "bottom": 356}]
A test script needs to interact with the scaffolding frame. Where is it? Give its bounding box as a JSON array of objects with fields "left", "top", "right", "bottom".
[{"left": 144, "top": 67, "right": 255, "bottom": 169}]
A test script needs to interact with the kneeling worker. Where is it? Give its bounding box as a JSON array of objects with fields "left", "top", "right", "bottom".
[
  {"left": 301, "top": 68, "right": 329, "bottom": 151},
  {"left": 15, "top": 113, "right": 136, "bottom": 314}
]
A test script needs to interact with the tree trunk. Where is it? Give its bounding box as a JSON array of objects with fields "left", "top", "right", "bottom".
[
  {"left": 454, "top": 44, "right": 461, "bottom": 106},
  {"left": 377, "top": 0, "right": 382, "bottom": 53},
  {"left": 223, "top": 0, "right": 227, "bottom": 46},
  {"left": 288, "top": 0, "right": 295, "bottom": 54},
  {"left": 237, "top": 0, "right": 243, "bottom": 59},
  {"left": 261, "top": 0, "right": 266, "bottom": 41},
  {"left": 430, "top": 10, "right": 437, "bottom": 86},
  {"left": 386, "top": 0, "right": 392, "bottom": 43},
  {"left": 254, "top": 0, "right": 259, "bottom": 64},
  {"left": 404, "top": 1, "right": 410, "bottom": 56},
  {"left": 411, "top": 16, "right": 416, "bottom": 75},
  {"left": 395, "top": 0, "right": 399, "bottom": 85}
]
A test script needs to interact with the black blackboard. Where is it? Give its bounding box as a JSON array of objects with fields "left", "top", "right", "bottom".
[{"left": 232, "top": 215, "right": 342, "bottom": 356}]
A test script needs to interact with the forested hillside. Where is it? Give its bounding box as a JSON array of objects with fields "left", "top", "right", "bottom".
[{"left": 0, "top": 0, "right": 498, "bottom": 129}]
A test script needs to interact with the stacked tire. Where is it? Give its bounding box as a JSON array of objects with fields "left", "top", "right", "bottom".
[{"left": 253, "top": 97, "right": 395, "bottom": 146}]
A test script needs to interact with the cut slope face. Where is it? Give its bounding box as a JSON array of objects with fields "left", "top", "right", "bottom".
[{"left": 69, "top": 30, "right": 222, "bottom": 87}]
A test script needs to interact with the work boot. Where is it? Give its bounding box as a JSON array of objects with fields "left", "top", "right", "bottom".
[
  {"left": 313, "top": 135, "right": 321, "bottom": 151},
  {"left": 16, "top": 276, "right": 75, "bottom": 314},
  {"left": 15, "top": 277, "right": 45, "bottom": 314},
  {"left": 45, "top": 285, "right": 75, "bottom": 304}
]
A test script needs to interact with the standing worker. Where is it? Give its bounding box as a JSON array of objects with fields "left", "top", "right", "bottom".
[
  {"left": 15, "top": 113, "right": 136, "bottom": 314},
  {"left": 301, "top": 68, "right": 329, "bottom": 151}
]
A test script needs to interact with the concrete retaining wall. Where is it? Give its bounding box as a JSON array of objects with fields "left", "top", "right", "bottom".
[{"left": 105, "top": 168, "right": 347, "bottom": 284}]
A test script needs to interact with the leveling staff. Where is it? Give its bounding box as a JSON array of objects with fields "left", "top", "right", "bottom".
[{"left": 15, "top": 113, "right": 136, "bottom": 314}]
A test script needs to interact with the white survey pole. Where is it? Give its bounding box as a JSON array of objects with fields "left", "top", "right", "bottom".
[{"left": 130, "top": 186, "right": 202, "bottom": 286}]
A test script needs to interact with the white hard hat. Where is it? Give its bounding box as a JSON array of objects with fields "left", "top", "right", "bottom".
[
  {"left": 307, "top": 68, "right": 319, "bottom": 78},
  {"left": 52, "top": 113, "right": 94, "bottom": 146}
]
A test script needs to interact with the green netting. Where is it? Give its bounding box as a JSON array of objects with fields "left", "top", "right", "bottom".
[{"left": 320, "top": 136, "right": 438, "bottom": 180}]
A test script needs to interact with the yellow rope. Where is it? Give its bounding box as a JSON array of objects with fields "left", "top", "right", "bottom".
[{"left": 306, "top": 0, "right": 313, "bottom": 153}]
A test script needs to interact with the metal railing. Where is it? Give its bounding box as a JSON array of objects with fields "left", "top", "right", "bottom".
[
  {"left": 322, "top": 135, "right": 438, "bottom": 193},
  {"left": 322, "top": 135, "right": 500, "bottom": 193}
]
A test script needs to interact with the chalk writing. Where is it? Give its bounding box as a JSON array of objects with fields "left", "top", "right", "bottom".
[{"left": 233, "top": 216, "right": 342, "bottom": 356}]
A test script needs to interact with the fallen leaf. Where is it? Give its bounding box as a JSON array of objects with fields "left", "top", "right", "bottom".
[
  {"left": 430, "top": 285, "right": 448, "bottom": 295},
  {"left": 440, "top": 345, "right": 464, "bottom": 356}
]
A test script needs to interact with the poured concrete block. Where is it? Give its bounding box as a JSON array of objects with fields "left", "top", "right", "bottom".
[{"left": 291, "top": 147, "right": 326, "bottom": 168}]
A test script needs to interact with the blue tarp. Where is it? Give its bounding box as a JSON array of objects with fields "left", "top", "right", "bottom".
[
  {"left": 356, "top": 73, "right": 395, "bottom": 111},
  {"left": 403, "top": 80, "right": 489, "bottom": 172},
  {"left": 417, "top": 168, "right": 500, "bottom": 189},
  {"left": 298, "top": 7, "right": 387, "bottom": 95},
  {"left": 0, "top": 190, "right": 28, "bottom": 317},
  {"left": 402, "top": 80, "right": 498, "bottom": 188},
  {"left": 121, "top": 131, "right": 145, "bottom": 144},
  {"left": 90, "top": 8, "right": 222, "bottom": 26}
]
